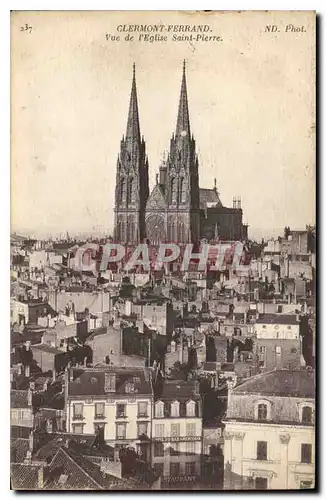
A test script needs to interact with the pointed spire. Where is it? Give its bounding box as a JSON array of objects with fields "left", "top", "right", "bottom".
[
  {"left": 176, "top": 60, "right": 191, "bottom": 139},
  {"left": 126, "top": 63, "right": 140, "bottom": 142}
]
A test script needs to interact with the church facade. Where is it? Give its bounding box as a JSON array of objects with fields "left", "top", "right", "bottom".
[{"left": 114, "top": 62, "right": 248, "bottom": 245}]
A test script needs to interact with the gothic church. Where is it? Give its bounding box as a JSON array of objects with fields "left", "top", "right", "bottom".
[{"left": 114, "top": 62, "right": 248, "bottom": 245}]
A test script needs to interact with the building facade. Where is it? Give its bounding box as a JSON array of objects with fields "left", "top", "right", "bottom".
[
  {"left": 151, "top": 380, "right": 202, "bottom": 486},
  {"left": 113, "top": 62, "right": 247, "bottom": 245},
  {"left": 65, "top": 367, "right": 153, "bottom": 462},
  {"left": 223, "top": 370, "right": 315, "bottom": 490}
]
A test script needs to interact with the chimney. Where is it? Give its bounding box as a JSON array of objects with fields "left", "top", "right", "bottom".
[
  {"left": 255, "top": 311, "right": 259, "bottom": 320},
  {"left": 17, "top": 363, "right": 23, "bottom": 375},
  {"left": 52, "top": 369, "right": 56, "bottom": 382},
  {"left": 25, "top": 341, "right": 31, "bottom": 351},
  {"left": 69, "top": 368, "right": 74, "bottom": 382},
  {"left": 104, "top": 372, "right": 116, "bottom": 393},
  {"left": 25, "top": 450, "right": 32, "bottom": 464},
  {"left": 25, "top": 364, "right": 30, "bottom": 378}
]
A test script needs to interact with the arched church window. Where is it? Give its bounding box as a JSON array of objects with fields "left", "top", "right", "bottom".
[
  {"left": 180, "top": 178, "right": 187, "bottom": 203},
  {"left": 171, "top": 178, "right": 177, "bottom": 203}
]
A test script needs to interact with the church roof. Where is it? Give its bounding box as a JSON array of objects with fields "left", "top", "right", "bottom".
[{"left": 199, "top": 188, "right": 223, "bottom": 209}]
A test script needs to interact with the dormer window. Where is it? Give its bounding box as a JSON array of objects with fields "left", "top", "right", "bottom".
[
  {"left": 254, "top": 400, "right": 271, "bottom": 421},
  {"left": 186, "top": 400, "right": 196, "bottom": 417},
  {"left": 171, "top": 401, "right": 180, "bottom": 417},
  {"left": 155, "top": 401, "right": 164, "bottom": 418},
  {"left": 257, "top": 404, "right": 268, "bottom": 421},
  {"left": 301, "top": 405, "right": 313, "bottom": 425}
]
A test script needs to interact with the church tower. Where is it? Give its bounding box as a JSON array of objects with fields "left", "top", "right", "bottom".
[
  {"left": 114, "top": 64, "right": 149, "bottom": 243},
  {"left": 160, "top": 61, "right": 200, "bottom": 243}
]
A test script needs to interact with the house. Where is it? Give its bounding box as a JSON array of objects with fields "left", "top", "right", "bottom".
[
  {"left": 151, "top": 379, "right": 202, "bottom": 487},
  {"left": 65, "top": 367, "right": 153, "bottom": 462},
  {"left": 223, "top": 369, "right": 315, "bottom": 490},
  {"left": 253, "top": 314, "right": 303, "bottom": 372}
]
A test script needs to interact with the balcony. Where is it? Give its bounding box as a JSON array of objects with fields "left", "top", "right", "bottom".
[
  {"left": 116, "top": 414, "right": 127, "bottom": 420},
  {"left": 152, "top": 435, "right": 201, "bottom": 443},
  {"left": 137, "top": 414, "right": 149, "bottom": 419},
  {"left": 94, "top": 414, "right": 106, "bottom": 420},
  {"left": 72, "top": 414, "right": 84, "bottom": 421}
]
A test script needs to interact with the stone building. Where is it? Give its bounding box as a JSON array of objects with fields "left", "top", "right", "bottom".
[
  {"left": 223, "top": 369, "right": 315, "bottom": 490},
  {"left": 113, "top": 62, "right": 248, "bottom": 245}
]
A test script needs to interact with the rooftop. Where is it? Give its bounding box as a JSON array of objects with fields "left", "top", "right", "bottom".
[
  {"left": 233, "top": 369, "right": 315, "bottom": 398},
  {"left": 255, "top": 314, "right": 299, "bottom": 325},
  {"left": 68, "top": 367, "right": 152, "bottom": 397}
]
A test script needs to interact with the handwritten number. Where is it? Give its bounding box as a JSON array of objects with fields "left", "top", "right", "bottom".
[{"left": 20, "top": 24, "right": 32, "bottom": 33}]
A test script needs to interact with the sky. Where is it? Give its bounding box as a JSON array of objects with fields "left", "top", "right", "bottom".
[{"left": 11, "top": 11, "right": 315, "bottom": 241}]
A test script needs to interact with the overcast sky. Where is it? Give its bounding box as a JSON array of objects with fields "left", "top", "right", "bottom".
[{"left": 11, "top": 11, "right": 315, "bottom": 241}]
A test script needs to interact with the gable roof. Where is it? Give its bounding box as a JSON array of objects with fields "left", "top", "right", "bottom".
[
  {"left": 45, "top": 446, "right": 131, "bottom": 490},
  {"left": 146, "top": 184, "right": 167, "bottom": 211},
  {"left": 11, "top": 464, "right": 41, "bottom": 490}
]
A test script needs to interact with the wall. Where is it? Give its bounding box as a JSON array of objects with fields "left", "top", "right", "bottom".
[
  {"left": 224, "top": 421, "right": 315, "bottom": 489},
  {"left": 67, "top": 395, "right": 153, "bottom": 443},
  {"left": 151, "top": 417, "right": 202, "bottom": 478},
  {"left": 253, "top": 338, "right": 302, "bottom": 371},
  {"left": 48, "top": 290, "right": 112, "bottom": 316}
]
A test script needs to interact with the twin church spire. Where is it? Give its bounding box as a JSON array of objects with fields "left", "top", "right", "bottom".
[{"left": 114, "top": 61, "right": 199, "bottom": 244}]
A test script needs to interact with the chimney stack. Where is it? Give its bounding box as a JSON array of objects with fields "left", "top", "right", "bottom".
[
  {"left": 37, "top": 466, "right": 44, "bottom": 489},
  {"left": 25, "top": 364, "right": 30, "bottom": 378}
]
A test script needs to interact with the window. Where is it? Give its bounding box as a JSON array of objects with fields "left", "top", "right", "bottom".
[
  {"left": 138, "top": 402, "right": 148, "bottom": 418},
  {"left": 186, "top": 423, "right": 196, "bottom": 437},
  {"left": 186, "top": 441, "right": 195, "bottom": 454},
  {"left": 301, "top": 444, "right": 312, "bottom": 464},
  {"left": 171, "top": 423, "right": 180, "bottom": 437},
  {"left": 154, "top": 463, "right": 164, "bottom": 477},
  {"left": 155, "top": 401, "right": 164, "bottom": 418},
  {"left": 302, "top": 406, "right": 313, "bottom": 425},
  {"left": 287, "top": 326, "right": 292, "bottom": 330},
  {"left": 259, "top": 346, "right": 266, "bottom": 353},
  {"left": 73, "top": 403, "right": 83, "bottom": 419},
  {"left": 72, "top": 424, "right": 83, "bottom": 434},
  {"left": 300, "top": 481, "right": 313, "bottom": 489},
  {"left": 95, "top": 403, "right": 105, "bottom": 418},
  {"left": 171, "top": 401, "right": 180, "bottom": 417},
  {"left": 185, "top": 462, "right": 196, "bottom": 476},
  {"left": 262, "top": 325, "right": 266, "bottom": 329},
  {"left": 276, "top": 345, "right": 282, "bottom": 354},
  {"left": 116, "top": 404, "right": 126, "bottom": 418},
  {"left": 155, "top": 424, "right": 164, "bottom": 438},
  {"left": 186, "top": 401, "right": 196, "bottom": 417},
  {"left": 257, "top": 441, "right": 267, "bottom": 461},
  {"left": 255, "top": 477, "right": 268, "bottom": 490},
  {"left": 125, "top": 383, "right": 135, "bottom": 393},
  {"left": 137, "top": 422, "right": 148, "bottom": 437},
  {"left": 154, "top": 442, "right": 164, "bottom": 457},
  {"left": 171, "top": 178, "right": 177, "bottom": 203},
  {"left": 170, "top": 463, "right": 180, "bottom": 477},
  {"left": 257, "top": 404, "right": 268, "bottom": 421},
  {"left": 116, "top": 423, "right": 126, "bottom": 440}
]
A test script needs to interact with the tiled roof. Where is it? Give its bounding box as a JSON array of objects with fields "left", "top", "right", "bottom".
[
  {"left": 11, "top": 464, "right": 40, "bottom": 490},
  {"left": 233, "top": 369, "right": 315, "bottom": 398},
  {"left": 199, "top": 188, "right": 222, "bottom": 209},
  {"left": 68, "top": 368, "right": 152, "bottom": 397},
  {"left": 45, "top": 447, "right": 132, "bottom": 490}
]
